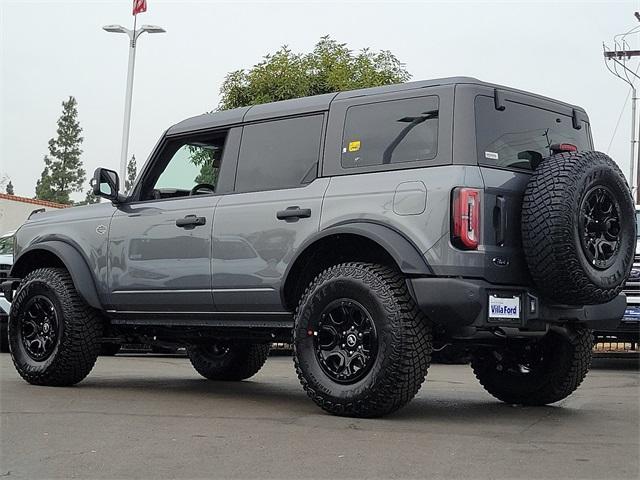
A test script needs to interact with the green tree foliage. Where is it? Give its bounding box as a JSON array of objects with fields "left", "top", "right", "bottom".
[
  {"left": 35, "top": 96, "right": 85, "bottom": 205},
  {"left": 125, "top": 154, "right": 137, "bottom": 192},
  {"left": 189, "top": 145, "right": 220, "bottom": 186},
  {"left": 78, "top": 189, "right": 100, "bottom": 206},
  {"left": 5, "top": 180, "right": 14, "bottom": 195},
  {"left": 218, "top": 36, "right": 411, "bottom": 110}
]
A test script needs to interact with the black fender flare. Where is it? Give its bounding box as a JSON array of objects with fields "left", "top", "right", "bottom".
[
  {"left": 284, "top": 220, "right": 432, "bottom": 281},
  {"left": 11, "top": 241, "right": 102, "bottom": 309}
]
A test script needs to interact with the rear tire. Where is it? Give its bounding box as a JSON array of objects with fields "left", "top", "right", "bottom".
[
  {"left": 9, "top": 268, "right": 102, "bottom": 386},
  {"left": 293, "top": 262, "right": 432, "bottom": 418},
  {"left": 187, "top": 343, "right": 269, "bottom": 381},
  {"left": 471, "top": 328, "right": 593, "bottom": 405}
]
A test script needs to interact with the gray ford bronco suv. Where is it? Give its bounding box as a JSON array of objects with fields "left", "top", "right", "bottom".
[{"left": 3, "top": 77, "right": 635, "bottom": 417}]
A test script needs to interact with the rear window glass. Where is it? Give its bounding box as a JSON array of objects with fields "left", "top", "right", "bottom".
[
  {"left": 475, "top": 96, "right": 590, "bottom": 171},
  {"left": 341, "top": 96, "right": 439, "bottom": 169}
]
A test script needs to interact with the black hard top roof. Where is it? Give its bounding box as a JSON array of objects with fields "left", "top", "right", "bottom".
[{"left": 167, "top": 76, "right": 583, "bottom": 136}]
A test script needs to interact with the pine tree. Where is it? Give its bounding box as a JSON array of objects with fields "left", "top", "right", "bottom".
[
  {"left": 5, "top": 181, "right": 14, "bottom": 195},
  {"left": 125, "top": 155, "right": 137, "bottom": 192},
  {"left": 35, "top": 96, "right": 85, "bottom": 205}
]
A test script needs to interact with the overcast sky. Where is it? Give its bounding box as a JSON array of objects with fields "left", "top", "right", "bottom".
[{"left": 1, "top": 0, "right": 639, "bottom": 200}]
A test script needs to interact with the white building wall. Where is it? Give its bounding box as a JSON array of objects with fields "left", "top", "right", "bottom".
[{"left": 0, "top": 198, "right": 62, "bottom": 233}]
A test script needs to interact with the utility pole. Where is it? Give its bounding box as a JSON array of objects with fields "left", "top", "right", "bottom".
[{"left": 604, "top": 13, "right": 640, "bottom": 203}]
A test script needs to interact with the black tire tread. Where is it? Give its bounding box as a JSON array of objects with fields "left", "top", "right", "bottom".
[
  {"left": 188, "top": 343, "right": 270, "bottom": 381},
  {"left": 471, "top": 328, "right": 593, "bottom": 405},
  {"left": 293, "top": 262, "right": 432, "bottom": 417},
  {"left": 522, "top": 151, "right": 634, "bottom": 305},
  {"left": 9, "top": 267, "right": 102, "bottom": 386}
]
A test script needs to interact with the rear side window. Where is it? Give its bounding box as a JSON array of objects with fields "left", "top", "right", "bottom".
[
  {"left": 475, "top": 96, "right": 590, "bottom": 171},
  {"left": 341, "top": 96, "right": 439, "bottom": 169},
  {"left": 235, "top": 115, "right": 323, "bottom": 193}
]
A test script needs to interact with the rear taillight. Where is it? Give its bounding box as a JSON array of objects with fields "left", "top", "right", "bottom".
[
  {"left": 550, "top": 143, "right": 577, "bottom": 154},
  {"left": 452, "top": 187, "right": 481, "bottom": 250}
]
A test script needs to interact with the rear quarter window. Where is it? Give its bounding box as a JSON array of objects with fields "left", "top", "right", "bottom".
[
  {"left": 341, "top": 96, "right": 439, "bottom": 169},
  {"left": 475, "top": 96, "right": 590, "bottom": 171}
]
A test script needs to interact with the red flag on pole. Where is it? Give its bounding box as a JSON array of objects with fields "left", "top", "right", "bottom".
[{"left": 133, "top": 0, "right": 147, "bottom": 15}]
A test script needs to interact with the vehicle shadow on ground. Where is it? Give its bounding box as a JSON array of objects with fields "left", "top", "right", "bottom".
[{"left": 76, "top": 373, "right": 589, "bottom": 424}]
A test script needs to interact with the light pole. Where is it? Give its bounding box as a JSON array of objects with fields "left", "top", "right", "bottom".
[{"left": 103, "top": 21, "right": 165, "bottom": 181}]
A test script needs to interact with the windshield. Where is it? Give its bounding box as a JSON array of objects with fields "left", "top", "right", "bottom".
[{"left": 0, "top": 235, "right": 13, "bottom": 256}]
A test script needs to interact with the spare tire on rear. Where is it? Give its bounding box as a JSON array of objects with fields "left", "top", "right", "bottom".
[{"left": 521, "top": 151, "right": 635, "bottom": 305}]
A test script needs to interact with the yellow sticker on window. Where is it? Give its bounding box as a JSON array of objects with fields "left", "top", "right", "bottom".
[{"left": 348, "top": 141, "right": 361, "bottom": 152}]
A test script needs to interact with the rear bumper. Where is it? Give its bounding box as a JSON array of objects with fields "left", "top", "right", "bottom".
[{"left": 408, "top": 277, "right": 625, "bottom": 338}]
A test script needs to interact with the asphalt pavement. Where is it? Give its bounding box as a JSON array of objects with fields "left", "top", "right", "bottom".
[{"left": 1, "top": 353, "right": 638, "bottom": 479}]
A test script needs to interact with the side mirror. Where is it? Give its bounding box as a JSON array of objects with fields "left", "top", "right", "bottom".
[{"left": 92, "top": 168, "right": 126, "bottom": 203}]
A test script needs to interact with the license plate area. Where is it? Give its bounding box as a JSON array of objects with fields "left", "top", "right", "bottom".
[{"left": 488, "top": 294, "right": 521, "bottom": 323}]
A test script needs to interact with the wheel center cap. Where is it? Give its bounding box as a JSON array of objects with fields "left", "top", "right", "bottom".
[
  {"left": 43, "top": 323, "right": 50, "bottom": 334},
  {"left": 346, "top": 334, "right": 357, "bottom": 347}
]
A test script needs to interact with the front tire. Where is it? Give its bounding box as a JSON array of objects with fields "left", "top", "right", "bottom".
[
  {"left": 9, "top": 268, "right": 102, "bottom": 386},
  {"left": 471, "top": 328, "right": 593, "bottom": 405},
  {"left": 293, "top": 262, "right": 432, "bottom": 418},
  {"left": 187, "top": 343, "right": 270, "bottom": 381}
]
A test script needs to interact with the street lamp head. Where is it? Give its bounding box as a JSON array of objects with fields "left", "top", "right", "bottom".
[
  {"left": 140, "top": 25, "right": 166, "bottom": 34},
  {"left": 103, "top": 24, "right": 128, "bottom": 34}
]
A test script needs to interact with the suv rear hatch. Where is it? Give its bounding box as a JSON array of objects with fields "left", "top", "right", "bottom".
[{"left": 473, "top": 92, "right": 592, "bottom": 285}]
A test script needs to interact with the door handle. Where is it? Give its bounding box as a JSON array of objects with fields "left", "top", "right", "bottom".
[
  {"left": 176, "top": 215, "right": 206, "bottom": 228},
  {"left": 276, "top": 206, "right": 312, "bottom": 222}
]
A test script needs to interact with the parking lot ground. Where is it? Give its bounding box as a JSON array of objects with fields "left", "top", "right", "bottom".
[{"left": 1, "top": 353, "right": 638, "bottom": 480}]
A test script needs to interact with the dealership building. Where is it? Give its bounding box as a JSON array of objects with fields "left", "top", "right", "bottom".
[{"left": 0, "top": 193, "right": 66, "bottom": 234}]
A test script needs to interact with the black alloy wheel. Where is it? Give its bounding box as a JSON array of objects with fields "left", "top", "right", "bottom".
[
  {"left": 19, "top": 295, "right": 60, "bottom": 361},
  {"left": 314, "top": 299, "right": 378, "bottom": 384},
  {"left": 579, "top": 185, "right": 621, "bottom": 270}
]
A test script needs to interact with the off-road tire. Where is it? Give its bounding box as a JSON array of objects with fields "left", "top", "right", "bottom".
[
  {"left": 471, "top": 328, "right": 593, "bottom": 405},
  {"left": 293, "top": 262, "right": 432, "bottom": 418},
  {"left": 9, "top": 268, "right": 102, "bottom": 386},
  {"left": 522, "top": 151, "right": 635, "bottom": 305},
  {"left": 187, "top": 343, "right": 270, "bottom": 381}
]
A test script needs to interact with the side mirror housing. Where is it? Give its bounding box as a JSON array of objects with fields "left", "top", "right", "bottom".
[{"left": 92, "top": 168, "right": 126, "bottom": 203}]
